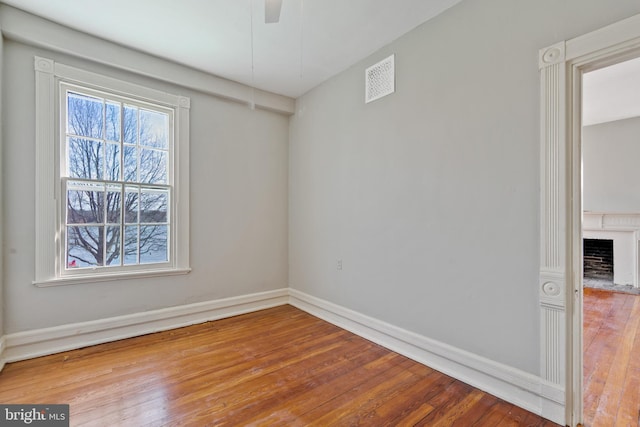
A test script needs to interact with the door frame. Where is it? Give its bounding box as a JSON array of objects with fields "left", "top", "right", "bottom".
[{"left": 539, "top": 13, "right": 640, "bottom": 427}]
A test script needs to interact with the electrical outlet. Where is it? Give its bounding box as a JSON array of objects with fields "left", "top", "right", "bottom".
[{"left": 337, "top": 259, "right": 343, "bottom": 270}]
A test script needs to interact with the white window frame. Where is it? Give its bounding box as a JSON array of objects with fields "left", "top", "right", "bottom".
[{"left": 34, "top": 57, "right": 190, "bottom": 286}]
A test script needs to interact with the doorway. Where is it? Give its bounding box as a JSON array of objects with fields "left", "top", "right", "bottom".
[
  {"left": 539, "top": 13, "right": 640, "bottom": 427},
  {"left": 580, "top": 56, "right": 640, "bottom": 426}
]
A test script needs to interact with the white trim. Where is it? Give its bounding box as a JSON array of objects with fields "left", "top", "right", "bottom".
[
  {"left": 34, "top": 267, "right": 191, "bottom": 287},
  {"left": 289, "top": 288, "right": 564, "bottom": 425},
  {"left": 540, "top": 12, "right": 640, "bottom": 427},
  {"left": 175, "top": 95, "right": 190, "bottom": 273},
  {"left": 56, "top": 62, "right": 183, "bottom": 106},
  {"left": 34, "top": 56, "right": 56, "bottom": 285},
  {"left": 538, "top": 40, "right": 568, "bottom": 403},
  {"left": 0, "top": 336, "right": 6, "bottom": 372},
  {"left": 0, "top": 4, "right": 294, "bottom": 115},
  {"left": 540, "top": 381, "right": 565, "bottom": 424},
  {"left": 34, "top": 56, "right": 191, "bottom": 286},
  {"left": 565, "top": 13, "right": 640, "bottom": 62},
  {"left": 3, "top": 289, "right": 288, "bottom": 363}
]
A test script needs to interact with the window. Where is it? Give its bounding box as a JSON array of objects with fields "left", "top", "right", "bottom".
[
  {"left": 34, "top": 57, "right": 190, "bottom": 285},
  {"left": 63, "top": 86, "right": 172, "bottom": 270}
]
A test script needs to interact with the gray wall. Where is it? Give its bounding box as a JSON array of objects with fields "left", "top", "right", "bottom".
[
  {"left": 3, "top": 37, "right": 289, "bottom": 333},
  {"left": 583, "top": 116, "right": 640, "bottom": 212},
  {"left": 289, "top": 0, "right": 640, "bottom": 374}
]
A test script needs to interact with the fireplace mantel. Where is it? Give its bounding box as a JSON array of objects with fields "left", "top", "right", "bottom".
[{"left": 583, "top": 212, "right": 640, "bottom": 230}]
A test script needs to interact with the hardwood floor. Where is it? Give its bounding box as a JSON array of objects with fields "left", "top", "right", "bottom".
[
  {"left": 0, "top": 305, "right": 557, "bottom": 426},
  {"left": 583, "top": 288, "right": 640, "bottom": 427}
]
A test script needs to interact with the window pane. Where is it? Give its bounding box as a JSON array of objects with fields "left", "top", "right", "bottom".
[
  {"left": 57, "top": 83, "right": 180, "bottom": 276},
  {"left": 67, "top": 181, "right": 104, "bottom": 224},
  {"left": 105, "top": 226, "right": 121, "bottom": 266},
  {"left": 124, "top": 105, "right": 138, "bottom": 144},
  {"left": 124, "top": 225, "right": 139, "bottom": 265},
  {"left": 124, "top": 187, "right": 139, "bottom": 223},
  {"left": 140, "top": 189, "right": 168, "bottom": 223},
  {"left": 68, "top": 138, "right": 104, "bottom": 180},
  {"left": 123, "top": 145, "right": 137, "bottom": 182},
  {"left": 67, "top": 225, "right": 104, "bottom": 267},
  {"left": 105, "top": 101, "right": 121, "bottom": 142},
  {"left": 140, "top": 225, "right": 168, "bottom": 264},
  {"left": 139, "top": 149, "right": 167, "bottom": 184},
  {"left": 105, "top": 143, "right": 121, "bottom": 181},
  {"left": 67, "top": 92, "right": 104, "bottom": 139},
  {"left": 140, "top": 109, "right": 168, "bottom": 149},
  {"left": 106, "top": 184, "right": 122, "bottom": 223}
]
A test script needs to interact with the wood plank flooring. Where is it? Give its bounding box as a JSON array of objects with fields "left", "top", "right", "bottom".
[
  {"left": 0, "top": 305, "right": 558, "bottom": 426},
  {"left": 583, "top": 288, "right": 640, "bottom": 427}
]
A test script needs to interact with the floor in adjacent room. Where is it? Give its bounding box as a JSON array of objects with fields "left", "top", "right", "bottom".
[
  {"left": 0, "top": 305, "right": 559, "bottom": 426},
  {"left": 583, "top": 287, "right": 640, "bottom": 426}
]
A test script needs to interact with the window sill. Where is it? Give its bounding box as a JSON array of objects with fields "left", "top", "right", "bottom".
[{"left": 33, "top": 267, "right": 192, "bottom": 287}]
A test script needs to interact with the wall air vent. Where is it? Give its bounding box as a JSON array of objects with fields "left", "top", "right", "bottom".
[{"left": 365, "top": 54, "right": 395, "bottom": 104}]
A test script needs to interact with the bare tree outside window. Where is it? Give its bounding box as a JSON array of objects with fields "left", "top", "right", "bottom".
[{"left": 65, "top": 91, "right": 170, "bottom": 269}]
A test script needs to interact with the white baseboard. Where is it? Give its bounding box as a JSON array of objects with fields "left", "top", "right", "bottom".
[
  {"left": 3, "top": 288, "right": 289, "bottom": 363},
  {"left": 288, "top": 288, "right": 565, "bottom": 425},
  {"left": 541, "top": 381, "right": 566, "bottom": 424}
]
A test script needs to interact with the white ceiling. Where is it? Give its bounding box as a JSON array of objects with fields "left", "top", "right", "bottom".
[
  {"left": 583, "top": 56, "right": 640, "bottom": 126},
  {"left": 2, "top": 0, "right": 464, "bottom": 98}
]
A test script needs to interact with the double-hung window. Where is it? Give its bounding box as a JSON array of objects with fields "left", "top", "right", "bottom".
[
  {"left": 34, "top": 57, "right": 190, "bottom": 285},
  {"left": 63, "top": 85, "right": 172, "bottom": 270}
]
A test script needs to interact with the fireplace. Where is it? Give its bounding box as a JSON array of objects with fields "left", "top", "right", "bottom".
[
  {"left": 583, "top": 238, "right": 613, "bottom": 281},
  {"left": 583, "top": 213, "right": 638, "bottom": 287}
]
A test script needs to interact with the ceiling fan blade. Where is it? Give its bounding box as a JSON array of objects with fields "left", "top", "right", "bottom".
[{"left": 265, "top": 0, "right": 283, "bottom": 23}]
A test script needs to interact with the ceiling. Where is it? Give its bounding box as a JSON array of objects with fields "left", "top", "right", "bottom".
[
  {"left": 2, "top": 0, "right": 464, "bottom": 98},
  {"left": 583, "top": 56, "right": 640, "bottom": 126}
]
